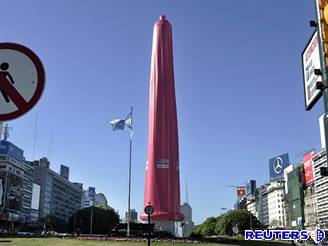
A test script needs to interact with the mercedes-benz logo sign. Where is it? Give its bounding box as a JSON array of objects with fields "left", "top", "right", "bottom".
[{"left": 273, "top": 157, "right": 283, "bottom": 174}]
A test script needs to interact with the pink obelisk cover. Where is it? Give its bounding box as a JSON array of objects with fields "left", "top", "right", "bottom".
[{"left": 140, "top": 16, "right": 184, "bottom": 222}]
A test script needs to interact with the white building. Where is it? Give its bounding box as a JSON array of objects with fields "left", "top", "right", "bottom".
[
  {"left": 179, "top": 202, "right": 194, "bottom": 237},
  {"left": 246, "top": 193, "right": 258, "bottom": 219},
  {"left": 83, "top": 187, "right": 108, "bottom": 208},
  {"left": 267, "top": 180, "right": 285, "bottom": 228},
  {"left": 313, "top": 149, "right": 328, "bottom": 228}
]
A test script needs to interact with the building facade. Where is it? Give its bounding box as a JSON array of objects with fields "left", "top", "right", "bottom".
[
  {"left": 267, "top": 180, "right": 285, "bottom": 228},
  {"left": 313, "top": 149, "right": 328, "bottom": 228},
  {"left": 179, "top": 202, "right": 194, "bottom": 237},
  {"left": 287, "top": 166, "right": 305, "bottom": 230},
  {"left": 257, "top": 184, "right": 269, "bottom": 226},
  {"left": 33, "top": 158, "right": 83, "bottom": 222},
  {"left": 0, "top": 140, "right": 39, "bottom": 224},
  {"left": 303, "top": 183, "right": 317, "bottom": 230},
  {"left": 246, "top": 192, "right": 258, "bottom": 219},
  {"left": 83, "top": 187, "right": 108, "bottom": 208}
]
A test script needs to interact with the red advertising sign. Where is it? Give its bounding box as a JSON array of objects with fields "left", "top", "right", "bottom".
[{"left": 304, "top": 150, "right": 315, "bottom": 185}]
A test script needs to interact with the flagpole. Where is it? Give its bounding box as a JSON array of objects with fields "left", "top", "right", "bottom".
[
  {"left": 0, "top": 122, "right": 3, "bottom": 141},
  {"left": 127, "top": 106, "right": 133, "bottom": 237}
]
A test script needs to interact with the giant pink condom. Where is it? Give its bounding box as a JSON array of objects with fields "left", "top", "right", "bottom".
[{"left": 140, "top": 16, "right": 184, "bottom": 222}]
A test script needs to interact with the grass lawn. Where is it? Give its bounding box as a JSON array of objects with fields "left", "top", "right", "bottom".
[
  {"left": 0, "top": 237, "right": 291, "bottom": 246},
  {"left": 0, "top": 238, "right": 218, "bottom": 246}
]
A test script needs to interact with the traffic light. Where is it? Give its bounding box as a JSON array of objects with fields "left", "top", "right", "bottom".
[
  {"left": 317, "top": 0, "right": 328, "bottom": 66},
  {"left": 320, "top": 166, "right": 328, "bottom": 176}
]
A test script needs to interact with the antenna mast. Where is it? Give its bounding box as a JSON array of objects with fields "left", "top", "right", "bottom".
[
  {"left": 33, "top": 112, "right": 38, "bottom": 160},
  {"left": 185, "top": 181, "right": 189, "bottom": 205},
  {"left": 3, "top": 124, "right": 12, "bottom": 141}
]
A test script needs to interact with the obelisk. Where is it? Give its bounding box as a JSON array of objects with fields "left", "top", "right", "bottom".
[{"left": 140, "top": 15, "right": 184, "bottom": 235}]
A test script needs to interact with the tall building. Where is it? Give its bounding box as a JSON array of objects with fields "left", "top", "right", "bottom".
[
  {"left": 125, "top": 209, "right": 138, "bottom": 223},
  {"left": 267, "top": 180, "right": 285, "bottom": 228},
  {"left": 0, "top": 140, "right": 39, "bottom": 223},
  {"left": 60, "top": 165, "right": 69, "bottom": 180},
  {"left": 140, "top": 15, "right": 184, "bottom": 235},
  {"left": 246, "top": 180, "right": 256, "bottom": 196},
  {"left": 86, "top": 187, "right": 95, "bottom": 204},
  {"left": 257, "top": 184, "right": 269, "bottom": 226},
  {"left": 313, "top": 149, "right": 328, "bottom": 228},
  {"left": 82, "top": 187, "right": 108, "bottom": 208},
  {"left": 287, "top": 166, "right": 304, "bottom": 230},
  {"left": 246, "top": 192, "right": 258, "bottom": 219},
  {"left": 177, "top": 184, "right": 194, "bottom": 237},
  {"left": 179, "top": 202, "right": 194, "bottom": 237},
  {"left": 33, "top": 158, "right": 83, "bottom": 222}
]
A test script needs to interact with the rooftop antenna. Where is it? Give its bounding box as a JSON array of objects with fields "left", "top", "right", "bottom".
[
  {"left": 49, "top": 131, "right": 54, "bottom": 162},
  {"left": 3, "top": 124, "right": 12, "bottom": 141},
  {"left": 32, "top": 112, "right": 38, "bottom": 160},
  {"left": 185, "top": 180, "right": 189, "bottom": 204}
]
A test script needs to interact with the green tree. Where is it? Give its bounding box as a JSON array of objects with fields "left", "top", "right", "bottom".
[
  {"left": 68, "top": 206, "right": 119, "bottom": 234},
  {"left": 191, "top": 216, "right": 222, "bottom": 237},
  {"left": 215, "top": 209, "right": 262, "bottom": 236}
]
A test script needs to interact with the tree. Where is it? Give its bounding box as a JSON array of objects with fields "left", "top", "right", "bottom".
[
  {"left": 191, "top": 216, "right": 220, "bottom": 237},
  {"left": 215, "top": 209, "right": 262, "bottom": 236},
  {"left": 68, "top": 206, "right": 119, "bottom": 234}
]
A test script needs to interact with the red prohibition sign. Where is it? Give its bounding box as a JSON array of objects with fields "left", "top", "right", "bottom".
[{"left": 0, "top": 43, "right": 45, "bottom": 121}]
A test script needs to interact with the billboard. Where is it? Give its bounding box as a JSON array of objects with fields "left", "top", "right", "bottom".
[
  {"left": 246, "top": 180, "right": 256, "bottom": 196},
  {"left": 31, "top": 183, "right": 40, "bottom": 210},
  {"left": 302, "top": 31, "right": 323, "bottom": 110},
  {"left": 236, "top": 186, "right": 246, "bottom": 200},
  {"left": 6, "top": 173, "right": 23, "bottom": 211},
  {"left": 0, "top": 172, "right": 23, "bottom": 212},
  {"left": 303, "top": 150, "right": 315, "bottom": 185},
  {"left": 269, "top": 153, "right": 289, "bottom": 181}
]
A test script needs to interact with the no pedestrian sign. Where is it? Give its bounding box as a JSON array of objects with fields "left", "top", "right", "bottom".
[{"left": 0, "top": 43, "right": 45, "bottom": 121}]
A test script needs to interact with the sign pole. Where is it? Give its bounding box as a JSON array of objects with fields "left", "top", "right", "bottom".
[
  {"left": 144, "top": 204, "right": 154, "bottom": 246},
  {"left": 314, "top": 0, "right": 328, "bottom": 164},
  {"left": 148, "top": 214, "right": 151, "bottom": 246}
]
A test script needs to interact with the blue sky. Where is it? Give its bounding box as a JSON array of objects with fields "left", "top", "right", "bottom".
[{"left": 0, "top": 0, "right": 322, "bottom": 224}]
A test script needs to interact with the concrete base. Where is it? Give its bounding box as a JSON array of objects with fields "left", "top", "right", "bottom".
[{"left": 153, "top": 220, "right": 176, "bottom": 236}]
